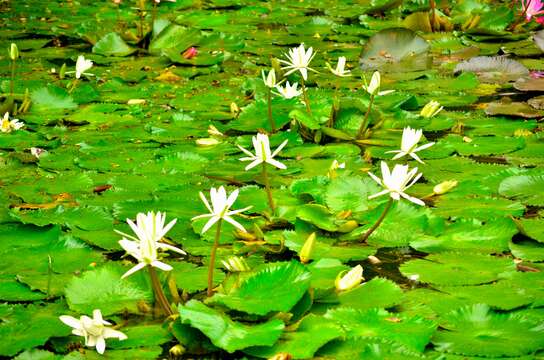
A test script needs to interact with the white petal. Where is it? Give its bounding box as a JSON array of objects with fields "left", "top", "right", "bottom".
[
  {"left": 368, "top": 189, "right": 389, "bottom": 199},
  {"left": 270, "top": 139, "right": 289, "bottom": 158},
  {"left": 121, "top": 262, "right": 147, "bottom": 279},
  {"left": 199, "top": 192, "right": 213, "bottom": 213},
  {"left": 367, "top": 171, "right": 382, "bottom": 186},
  {"left": 391, "top": 152, "right": 406, "bottom": 160},
  {"left": 245, "top": 158, "right": 263, "bottom": 171},
  {"left": 223, "top": 215, "right": 247, "bottom": 233},
  {"left": 59, "top": 315, "right": 82, "bottom": 330},
  {"left": 409, "top": 152, "right": 424, "bottom": 164},
  {"left": 400, "top": 191, "right": 425, "bottom": 206},
  {"left": 413, "top": 142, "right": 435, "bottom": 152},
  {"left": 157, "top": 242, "right": 186, "bottom": 255},
  {"left": 201, "top": 216, "right": 220, "bottom": 234},
  {"left": 95, "top": 337, "right": 106, "bottom": 354},
  {"left": 151, "top": 260, "right": 173, "bottom": 272},
  {"left": 191, "top": 213, "right": 213, "bottom": 221},
  {"left": 103, "top": 328, "right": 128, "bottom": 340},
  {"left": 266, "top": 158, "right": 287, "bottom": 170},
  {"left": 237, "top": 144, "right": 256, "bottom": 158}
]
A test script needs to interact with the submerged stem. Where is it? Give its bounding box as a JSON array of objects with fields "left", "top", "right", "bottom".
[
  {"left": 207, "top": 219, "right": 223, "bottom": 297},
  {"left": 262, "top": 162, "right": 276, "bottom": 213},
  {"left": 267, "top": 88, "right": 276, "bottom": 132},
  {"left": 148, "top": 266, "right": 174, "bottom": 316},
  {"left": 360, "top": 197, "right": 394, "bottom": 242},
  {"left": 357, "top": 94, "right": 375, "bottom": 139}
]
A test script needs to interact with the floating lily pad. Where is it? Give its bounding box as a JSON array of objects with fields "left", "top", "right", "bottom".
[
  {"left": 499, "top": 174, "right": 544, "bottom": 206},
  {"left": 432, "top": 304, "right": 544, "bottom": 357},
  {"left": 454, "top": 56, "right": 528, "bottom": 82},
  {"left": 92, "top": 33, "right": 136, "bottom": 57},
  {"left": 514, "top": 77, "right": 544, "bottom": 92}
]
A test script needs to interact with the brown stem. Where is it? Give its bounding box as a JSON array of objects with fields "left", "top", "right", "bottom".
[
  {"left": 267, "top": 88, "right": 276, "bottom": 132},
  {"left": 357, "top": 94, "right": 375, "bottom": 139},
  {"left": 300, "top": 76, "right": 312, "bottom": 115},
  {"left": 262, "top": 163, "right": 276, "bottom": 213},
  {"left": 148, "top": 266, "right": 174, "bottom": 316},
  {"left": 207, "top": 219, "right": 222, "bottom": 297},
  {"left": 360, "top": 197, "right": 393, "bottom": 242},
  {"left": 430, "top": 0, "right": 436, "bottom": 32}
]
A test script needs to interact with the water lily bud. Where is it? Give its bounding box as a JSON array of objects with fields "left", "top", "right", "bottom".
[
  {"left": 196, "top": 138, "right": 219, "bottom": 147},
  {"left": 182, "top": 47, "right": 198, "bottom": 59},
  {"left": 127, "top": 99, "right": 146, "bottom": 105},
  {"left": 420, "top": 100, "right": 443, "bottom": 118},
  {"left": 221, "top": 256, "right": 250, "bottom": 272},
  {"left": 268, "top": 353, "right": 292, "bottom": 360},
  {"left": 59, "top": 63, "right": 67, "bottom": 79},
  {"left": 169, "top": 344, "right": 186, "bottom": 357},
  {"left": 230, "top": 102, "right": 240, "bottom": 115},
  {"left": 207, "top": 125, "right": 224, "bottom": 137},
  {"left": 433, "top": 180, "right": 458, "bottom": 195},
  {"left": 299, "top": 232, "right": 316, "bottom": 264},
  {"left": 335, "top": 265, "right": 364, "bottom": 292},
  {"left": 367, "top": 255, "right": 381, "bottom": 264},
  {"left": 9, "top": 43, "right": 18, "bottom": 61},
  {"left": 336, "top": 220, "right": 358, "bottom": 233}
]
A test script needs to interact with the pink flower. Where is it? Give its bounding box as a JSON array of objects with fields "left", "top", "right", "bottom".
[
  {"left": 182, "top": 47, "right": 198, "bottom": 59},
  {"left": 522, "top": 0, "right": 544, "bottom": 23}
]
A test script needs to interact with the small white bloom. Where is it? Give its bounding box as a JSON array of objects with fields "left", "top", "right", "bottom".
[
  {"left": 408, "top": 274, "right": 420, "bottom": 282},
  {"left": 362, "top": 71, "right": 394, "bottom": 96},
  {"left": 262, "top": 69, "right": 278, "bottom": 88},
  {"left": 367, "top": 161, "right": 424, "bottom": 206},
  {"left": 75, "top": 55, "right": 93, "bottom": 79},
  {"left": 0, "top": 112, "right": 24, "bottom": 133},
  {"left": 238, "top": 133, "right": 288, "bottom": 171},
  {"left": 59, "top": 309, "right": 127, "bottom": 354},
  {"left": 278, "top": 43, "right": 317, "bottom": 80},
  {"left": 335, "top": 265, "right": 364, "bottom": 292},
  {"left": 221, "top": 256, "right": 250, "bottom": 272},
  {"left": 30, "top": 147, "right": 47, "bottom": 158},
  {"left": 192, "top": 186, "right": 252, "bottom": 234},
  {"left": 326, "top": 56, "right": 351, "bottom": 77},
  {"left": 386, "top": 127, "right": 435, "bottom": 164},
  {"left": 115, "top": 211, "right": 186, "bottom": 278},
  {"left": 420, "top": 100, "right": 443, "bottom": 118},
  {"left": 274, "top": 81, "right": 302, "bottom": 99}
]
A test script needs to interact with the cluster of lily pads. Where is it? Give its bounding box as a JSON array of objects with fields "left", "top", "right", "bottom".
[{"left": 2, "top": 0, "right": 544, "bottom": 358}]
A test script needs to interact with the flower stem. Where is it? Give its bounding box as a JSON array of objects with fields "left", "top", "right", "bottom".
[
  {"left": 430, "top": 0, "right": 436, "bottom": 32},
  {"left": 9, "top": 60, "right": 16, "bottom": 96},
  {"left": 328, "top": 79, "right": 341, "bottom": 127},
  {"left": 207, "top": 219, "right": 223, "bottom": 297},
  {"left": 360, "top": 197, "right": 393, "bottom": 242},
  {"left": 151, "top": 1, "right": 157, "bottom": 31},
  {"left": 148, "top": 266, "right": 174, "bottom": 316},
  {"left": 300, "top": 76, "right": 312, "bottom": 115},
  {"left": 262, "top": 162, "right": 276, "bottom": 213},
  {"left": 267, "top": 88, "right": 276, "bottom": 132},
  {"left": 357, "top": 94, "right": 375, "bottom": 139}
]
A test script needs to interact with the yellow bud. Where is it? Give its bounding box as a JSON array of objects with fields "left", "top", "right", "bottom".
[
  {"left": 169, "top": 344, "right": 186, "bottom": 357},
  {"left": 335, "top": 265, "right": 364, "bottom": 292},
  {"left": 268, "top": 353, "right": 292, "bottom": 360},
  {"left": 336, "top": 220, "right": 358, "bottom": 233},
  {"left": 9, "top": 43, "right": 18, "bottom": 61},
  {"left": 196, "top": 138, "right": 219, "bottom": 147},
  {"left": 59, "top": 63, "right": 67, "bottom": 79},
  {"left": 433, "top": 180, "right": 458, "bottom": 195},
  {"left": 230, "top": 102, "right": 240, "bottom": 115},
  {"left": 299, "top": 232, "right": 316, "bottom": 264},
  {"left": 420, "top": 100, "right": 443, "bottom": 118}
]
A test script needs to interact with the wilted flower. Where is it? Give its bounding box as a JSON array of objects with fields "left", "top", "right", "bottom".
[
  {"left": 192, "top": 186, "right": 252, "bottom": 234},
  {"left": 386, "top": 127, "right": 435, "bottom": 164},
  {"left": 182, "top": 47, "right": 198, "bottom": 59},
  {"left": 335, "top": 265, "right": 364, "bottom": 291},
  {"left": 9, "top": 43, "right": 18, "bottom": 61},
  {"left": 362, "top": 71, "right": 395, "bottom": 96},
  {"left": 30, "top": 147, "right": 47, "bottom": 158},
  {"left": 433, "top": 180, "right": 458, "bottom": 195},
  {"left": 238, "top": 133, "right": 288, "bottom": 170},
  {"left": 59, "top": 309, "right": 127, "bottom": 354},
  {"left": 75, "top": 55, "right": 93, "bottom": 79},
  {"left": 262, "top": 69, "right": 278, "bottom": 88},
  {"left": 367, "top": 161, "right": 424, "bottom": 206},
  {"left": 274, "top": 81, "right": 302, "bottom": 99},
  {"left": 522, "top": 0, "right": 544, "bottom": 23},
  {"left": 222, "top": 256, "right": 250, "bottom": 272},
  {"left": 0, "top": 112, "right": 24, "bottom": 133},
  {"left": 326, "top": 56, "right": 351, "bottom": 77},
  {"left": 115, "top": 211, "right": 186, "bottom": 278},
  {"left": 420, "top": 100, "right": 443, "bottom": 118},
  {"left": 278, "top": 43, "right": 316, "bottom": 80}
]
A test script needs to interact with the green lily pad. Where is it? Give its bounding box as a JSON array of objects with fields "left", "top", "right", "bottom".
[
  {"left": 208, "top": 261, "right": 311, "bottom": 315},
  {"left": 499, "top": 174, "right": 544, "bottom": 206},
  {"left": 178, "top": 300, "right": 284, "bottom": 353},
  {"left": 92, "top": 33, "right": 136, "bottom": 57}
]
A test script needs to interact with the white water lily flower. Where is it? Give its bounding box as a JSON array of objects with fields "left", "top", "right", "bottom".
[
  {"left": 262, "top": 69, "right": 278, "bottom": 88},
  {"left": 221, "top": 256, "right": 250, "bottom": 272},
  {"left": 362, "top": 71, "right": 394, "bottom": 96},
  {"left": 192, "top": 186, "right": 252, "bottom": 234},
  {"left": 278, "top": 43, "right": 317, "bottom": 80},
  {"left": 386, "top": 127, "right": 435, "bottom": 164},
  {"left": 115, "top": 211, "right": 186, "bottom": 278},
  {"left": 274, "top": 81, "right": 302, "bottom": 99},
  {"left": 326, "top": 56, "right": 351, "bottom": 77},
  {"left": 0, "top": 112, "right": 24, "bottom": 133},
  {"left": 75, "top": 55, "right": 93, "bottom": 79},
  {"left": 238, "top": 132, "right": 288, "bottom": 170},
  {"left": 59, "top": 309, "right": 127, "bottom": 354},
  {"left": 420, "top": 100, "right": 443, "bottom": 118},
  {"left": 335, "top": 265, "right": 364, "bottom": 291},
  {"left": 367, "top": 161, "right": 424, "bottom": 206}
]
